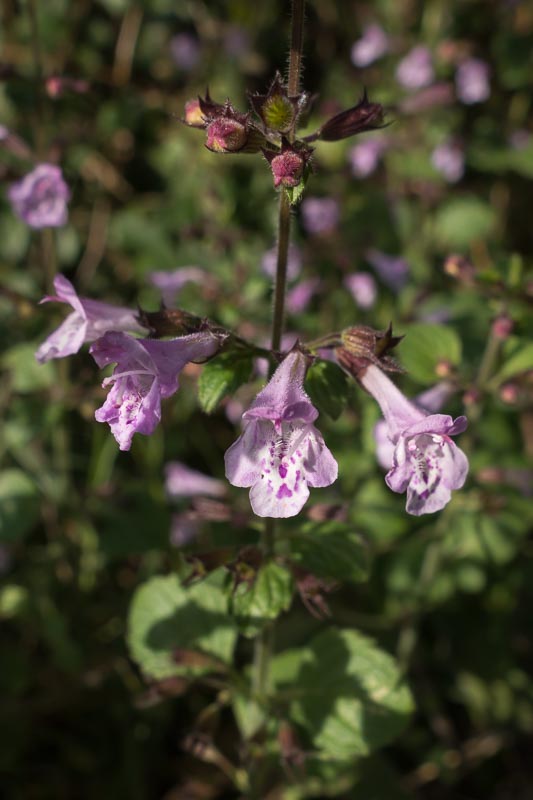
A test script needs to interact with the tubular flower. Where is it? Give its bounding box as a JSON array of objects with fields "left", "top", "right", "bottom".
[
  {"left": 225, "top": 351, "right": 338, "bottom": 518},
  {"left": 361, "top": 365, "right": 468, "bottom": 515},
  {"left": 36, "top": 274, "right": 147, "bottom": 363},
  {"left": 90, "top": 331, "right": 220, "bottom": 451}
]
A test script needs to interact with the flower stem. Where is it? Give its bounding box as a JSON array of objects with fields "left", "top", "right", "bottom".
[{"left": 250, "top": 0, "right": 307, "bottom": 778}]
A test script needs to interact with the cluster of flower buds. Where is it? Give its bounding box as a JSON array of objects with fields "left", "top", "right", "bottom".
[{"left": 183, "top": 74, "right": 385, "bottom": 196}]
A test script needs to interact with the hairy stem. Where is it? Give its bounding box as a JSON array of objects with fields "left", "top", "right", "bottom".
[{"left": 250, "top": 0, "right": 307, "bottom": 776}]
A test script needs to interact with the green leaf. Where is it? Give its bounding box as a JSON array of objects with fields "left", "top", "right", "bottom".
[
  {"left": 434, "top": 196, "right": 496, "bottom": 249},
  {"left": 0, "top": 469, "right": 40, "bottom": 543},
  {"left": 271, "top": 628, "right": 414, "bottom": 759},
  {"left": 305, "top": 360, "right": 350, "bottom": 420},
  {"left": 490, "top": 340, "right": 533, "bottom": 386},
  {"left": 230, "top": 562, "right": 293, "bottom": 638},
  {"left": 198, "top": 351, "right": 254, "bottom": 414},
  {"left": 399, "top": 323, "right": 462, "bottom": 384},
  {"left": 2, "top": 343, "right": 55, "bottom": 393},
  {"left": 289, "top": 521, "right": 370, "bottom": 584},
  {"left": 127, "top": 570, "right": 238, "bottom": 680}
]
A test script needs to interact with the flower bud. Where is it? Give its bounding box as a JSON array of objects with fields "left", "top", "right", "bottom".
[
  {"left": 183, "top": 98, "right": 205, "bottom": 127},
  {"left": 263, "top": 139, "right": 312, "bottom": 189},
  {"left": 249, "top": 71, "right": 300, "bottom": 133},
  {"left": 491, "top": 315, "right": 514, "bottom": 340},
  {"left": 338, "top": 323, "right": 404, "bottom": 375},
  {"left": 205, "top": 116, "right": 248, "bottom": 153},
  {"left": 310, "top": 90, "right": 385, "bottom": 143}
]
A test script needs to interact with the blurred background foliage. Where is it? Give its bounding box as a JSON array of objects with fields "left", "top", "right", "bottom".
[{"left": 1, "top": 0, "right": 533, "bottom": 798}]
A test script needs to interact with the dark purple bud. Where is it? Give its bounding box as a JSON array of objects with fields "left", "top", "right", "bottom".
[
  {"left": 491, "top": 315, "right": 514, "bottom": 340},
  {"left": 311, "top": 91, "right": 385, "bottom": 142}
]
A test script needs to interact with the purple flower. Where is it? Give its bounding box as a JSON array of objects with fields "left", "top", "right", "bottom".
[
  {"left": 349, "top": 137, "right": 387, "bottom": 178},
  {"left": 286, "top": 278, "right": 321, "bottom": 314},
  {"left": 350, "top": 24, "right": 389, "bottom": 67},
  {"left": 455, "top": 58, "right": 490, "bottom": 105},
  {"left": 365, "top": 248, "right": 409, "bottom": 291},
  {"left": 90, "top": 331, "right": 220, "bottom": 451},
  {"left": 261, "top": 244, "right": 302, "bottom": 282},
  {"left": 431, "top": 141, "right": 465, "bottom": 183},
  {"left": 361, "top": 365, "right": 468, "bottom": 515},
  {"left": 170, "top": 33, "right": 201, "bottom": 71},
  {"left": 374, "top": 382, "right": 454, "bottom": 470},
  {"left": 225, "top": 351, "right": 338, "bottom": 518},
  {"left": 149, "top": 266, "right": 206, "bottom": 306},
  {"left": 8, "top": 164, "right": 70, "bottom": 228},
  {"left": 344, "top": 272, "right": 377, "bottom": 309},
  {"left": 36, "top": 274, "right": 147, "bottom": 363},
  {"left": 170, "top": 513, "right": 200, "bottom": 547},
  {"left": 301, "top": 197, "right": 340, "bottom": 235},
  {"left": 165, "top": 461, "right": 226, "bottom": 498},
  {"left": 396, "top": 46, "right": 434, "bottom": 90}
]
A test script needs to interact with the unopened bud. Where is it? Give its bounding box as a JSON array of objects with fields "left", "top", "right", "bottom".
[
  {"left": 206, "top": 117, "right": 248, "bottom": 153},
  {"left": 338, "top": 323, "right": 404, "bottom": 375},
  {"left": 311, "top": 90, "right": 385, "bottom": 142},
  {"left": 435, "top": 359, "right": 453, "bottom": 378},
  {"left": 500, "top": 383, "right": 518, "bottom": 404},
  {"left": 491, "top": 315, "right": 513, "bottom": 340},
  {"left": 270, "top": 150, "right": 305, "bottom": 187},
  {"left": 183, "top": 98, "right": 205, "bottom": 127},
  {"left": 443, "top": 253, "right": 475, "bottom": 283}
]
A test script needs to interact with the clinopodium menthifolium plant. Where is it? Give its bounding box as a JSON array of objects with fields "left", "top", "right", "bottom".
[{"left": 6, "top": 0, "right": 530, "bottom": 796}]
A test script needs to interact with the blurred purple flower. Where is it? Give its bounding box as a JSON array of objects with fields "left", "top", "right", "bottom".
[
  {"left": 350, "top": 24, "right": 389, "bottom": 67},
  {"left": 261, "top": 244, "right": 302, "bottom": 282},
  {"left": 90, "top": 331, "right": 220, "bottom": 451},
  {"left": 286, "top": 278, "right": 321, "bottom": 314},
  {"left": 301, "top": 197, "right": 340, "bottom": 235},
  {"left": 170, "top": 513, "right": 199, "bottom": 547},
  {"left": 8, "top": 164, "right": 70, "bottom": 228},
  {"left": 170, "top": 33, "right": 201, "bottom": 71},
  {"left": 455, "top": 58, "right": 490, "bottom": 105},
  {"left": 344, "top": 272, "right": 377, "bottom": 309},
  {"left": 225, "top": 351, "right": 338, "bottom": 518},
  {"left": 349, "top": 136, "right": 387, "bottom": 177},
  {"left": 374, "top": 382, "right": 454, "bottom": 470},
  {"left": 365, "top": 248, "right": 409, "bottom": 290},
  {"left": 361, "top": 365, "right": 468, "bottom": 515},
  {"left": 396, "top": 46, "right": 434, "bottom": 90},
  {"left": 36, "top": 274, "right": 147, "bottom": 363},
  {"left": 149, "top": 266, "right": 206, "bottom": 306},
  {"left": 223, "top": 26, "right": 251, "bottom": 57},
  {"left": 431, "top": 141, "right": 465, "bottom": 183},
  {"left": 509, "top": 129, "right": 531, "bottom": 150},
  {"left": 165, "top": 461, "right": 226, "bottom": 498},
  {"left": 400, "top": 82, "right": 454, "bottom": 113}
]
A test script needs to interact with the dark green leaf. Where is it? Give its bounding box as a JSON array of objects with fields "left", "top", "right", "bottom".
[
  {"left": 289, "top": 521, "right": 370, "bottom": 584},
  {"left": 198, "top": 352, "right": 254, "bottom": 414},
  {"left": 305, "top": 360, "right": 350, "bottom": 420},
  {"left": 0, "top": 469, "right": 40, "bottom": 543}
]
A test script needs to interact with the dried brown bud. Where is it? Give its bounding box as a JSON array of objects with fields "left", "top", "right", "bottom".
[
  {"left": 338, "top": 323, "right": 404, "bottom": 375},
  {"left": 226, "top": 546, "right": 263, "bottom": 594}
]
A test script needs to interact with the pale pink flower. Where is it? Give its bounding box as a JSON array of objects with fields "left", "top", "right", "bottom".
[
  {"left": 8, "top": 163, "right": 70, "bottom": 228},
  {"left": 36, "top": 274, "right": 147, "bottom": 363},
  {"left": 165, "top": 461, "right": 226, "bottom": 498},
  {"left": 350, "top": 24, "right": 389, "bottom": 67},
  {"left": 225, "top": 351, "right": 338, "bottom": 518},
  {"left": 361, "top": 365, "right": 468, "bottom": 515},
  {"left": 396, "top": 46, "right": 434, "bottom": 90}
]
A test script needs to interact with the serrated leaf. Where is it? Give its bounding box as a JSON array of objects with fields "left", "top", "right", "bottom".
[
  {"left": 305, "top": 360, "right": 350, "bottom": 420},
  {"left": 230, "top": 562, "right": 293, "bottom": 638},
  {"left": 127, "top": 570, "right": 238, "bottom": 680},
  {"left": 399, "top": 323, "right": 462, "bottom": 384},
  {"left": 271, "top": 628, "right": 414, "bottom": 759},
  {"left": 198, "top": 352, "right": 254, "bottom": 414},
  {"left": 0, "top": 469, "right": 40, "bottom": 543},
  {"left": 289, "top": 521, "right": 370, "bottom": 584}
]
